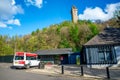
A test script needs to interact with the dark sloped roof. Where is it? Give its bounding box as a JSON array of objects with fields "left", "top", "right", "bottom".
[
  {"left": 35, "top": 48, "right": 73, "bottom": 55},
  {"left": 84, "top": 28, "right": 120, "bottom": 46}
]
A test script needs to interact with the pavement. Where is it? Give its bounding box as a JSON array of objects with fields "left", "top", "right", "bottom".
[
  {"left": 26, "top": 65, "right": 105, "bottom": 79},
  {"left": 26, "top": 64, "right": 120, "bottom": 80}
]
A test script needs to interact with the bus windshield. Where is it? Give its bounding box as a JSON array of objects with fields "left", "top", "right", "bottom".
[{"left": 15, "top": 56, "right": 24, "bottom": 60}]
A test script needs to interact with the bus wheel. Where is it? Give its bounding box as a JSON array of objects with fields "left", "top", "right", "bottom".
[{"left": 25, "top": 64, "right": 30, "bottom": 69}]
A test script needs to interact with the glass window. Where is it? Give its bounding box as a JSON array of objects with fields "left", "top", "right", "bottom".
[
  {"left": 15, "top": 56, "right": 24, "bottom": 60},
  {"left": 26, "top": 56, "right": 37, "bottom": 60},
  {"left": 26, "top": 56, "right": 31, "bottom": 60},
  {"left": 98, "top": 46, "right": 114, "bottom": 63},
  {"left": 98, "top": 52, "right": 105, "bottom": 62}
]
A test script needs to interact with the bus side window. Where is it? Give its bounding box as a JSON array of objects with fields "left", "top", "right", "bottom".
[
  {"left": 26, "top": 56, "right": 37, "bottom": 60},
  {"left": 31, "top": 56, "right": 37, "bottom": 60},
  {"left": 26, "top": 56, "right": 31, "bottom": 60}
]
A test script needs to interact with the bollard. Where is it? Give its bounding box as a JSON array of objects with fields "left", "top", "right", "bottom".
[
  {"left": 81, "top": 66, "right": 84, "bottom": 76},
  {"left": 106, "top": 67, "right": 110, "bottom": 79},
  {"left": 61, "top": 65, "right": 64, "bottom": 74},
  {"left": 38, "top": 63, "right": 40, "bottom": 69}
]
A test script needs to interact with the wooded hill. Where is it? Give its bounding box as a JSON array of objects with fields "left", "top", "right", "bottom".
[{"left": 0, "top": 19, "right": 119, "bottom": 56}]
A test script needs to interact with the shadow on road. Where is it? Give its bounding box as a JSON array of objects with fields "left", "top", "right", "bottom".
[{"left": 10, "top": 65, "right": 28, "bottom": 70}]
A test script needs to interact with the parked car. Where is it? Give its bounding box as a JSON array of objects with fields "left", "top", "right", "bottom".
[{"left": 13, "top": 52, "right": 40, "bottom": 69}]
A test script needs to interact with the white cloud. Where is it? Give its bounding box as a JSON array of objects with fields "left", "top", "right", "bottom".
[
  {"left": 7, "top": 19, "right": 21, "bottom": 26},
  {"left": 25, "top": 0, "right": 43, "bottom": 8},
  {"left": 0, "top": 22, "right": 7, "bottom": 28},
  {"left": 79, "top": 2, "right": 120, "bottom": 21},
  {"left": 0, "top": 0, "right": 24, "bottom": 28},
  {"left": 12, "top": 0, "right": 15, "bottom": 5}
]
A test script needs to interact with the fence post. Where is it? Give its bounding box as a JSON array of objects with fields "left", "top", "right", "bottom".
[
  {"left": 61, "top": 65, "right": 64, "bottom": 74},
  {"left": 81, "top": 66, "right": 84, "bottom": 76},
  {"left": 106, "top": 67, "right": 110, "bottom": 79}
]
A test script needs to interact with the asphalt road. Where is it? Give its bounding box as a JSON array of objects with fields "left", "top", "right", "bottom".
[{"left": 0, "top": 63, "right": 91, "bottom": 80}]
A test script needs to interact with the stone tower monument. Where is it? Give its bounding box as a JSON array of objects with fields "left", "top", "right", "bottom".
[{"left": 71, "top": 6, "right": 78, "bottom": 23}]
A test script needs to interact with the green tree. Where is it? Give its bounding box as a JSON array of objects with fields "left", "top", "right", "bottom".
[{"left": 69, "top": 25, "right": 79, "bottom": 43}]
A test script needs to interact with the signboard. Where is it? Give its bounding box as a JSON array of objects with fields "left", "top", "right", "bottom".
[{"left": 60, "top": 56, "right": 63, "bottom": 61}]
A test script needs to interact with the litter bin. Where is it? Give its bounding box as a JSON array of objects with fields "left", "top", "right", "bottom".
[{"left": 38, "top": 62, "right": 45, "bottom": 69}]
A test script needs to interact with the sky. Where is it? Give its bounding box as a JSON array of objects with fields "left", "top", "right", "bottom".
[{"left": 0, "top": 0, "right": 120, "bottom": 36}]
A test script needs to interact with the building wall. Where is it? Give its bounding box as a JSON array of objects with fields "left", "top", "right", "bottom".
[
  {"left": 38, "top": 55, "right": 55, "bottom": 64},
  {"left": 69, "top": 52, "right": 80, "bottom": 64},
  {"left": 86, "top": 47, "right": 99, "bottom": 64},
  {"left": 85, "top": 45, "right": 120, "bottom": 68},
  {"left": 38, "top": 53, "right": 80, "bottom": 65}
]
